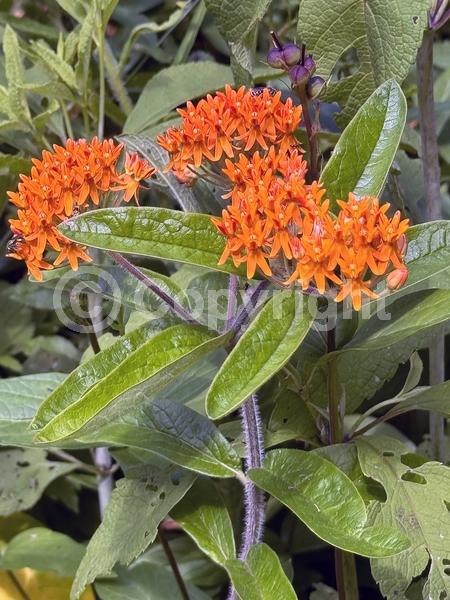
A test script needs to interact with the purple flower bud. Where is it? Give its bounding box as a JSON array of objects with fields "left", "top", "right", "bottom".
[
  {"left": 289, "top": 64, "right": 310, "bottom": 86},
  {"left": 303, "top": 54, "right": 316, "bottom": 74},
  {"left": 267, "top": 48, "right": 285, "bottom": 69},
  {"left": 282, "top": 43, "right": 302, "bottom": 66},
  {"left": 307, "top": 75, "right": 326, "bottom": 99}
]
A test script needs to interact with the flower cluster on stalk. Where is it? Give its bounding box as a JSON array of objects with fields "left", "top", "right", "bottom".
[
  {"left": 158, "top": 86, "right": 410, "bottom": 310},
  {"left": 7, "top": 138, "right": 155, "bottom": 280}
]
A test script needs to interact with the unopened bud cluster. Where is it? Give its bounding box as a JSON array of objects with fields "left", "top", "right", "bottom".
[{"left": 267, "top": 35, "right": 326, "bottom": 99}]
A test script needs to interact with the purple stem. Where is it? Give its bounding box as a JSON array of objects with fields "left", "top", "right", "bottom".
[
  {"left": 225, "top": 275, "right": 239, "bottom": 332},
  {"left": 227, "top": 280, "right": 270, "bottom": 334},
  {"left": 110, "top": 251, "right": 203, "bottom": 327}
]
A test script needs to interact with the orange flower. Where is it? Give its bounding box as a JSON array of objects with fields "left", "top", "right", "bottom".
[{"left": 6, "top": 139, "right": 156, "bottom": 279}]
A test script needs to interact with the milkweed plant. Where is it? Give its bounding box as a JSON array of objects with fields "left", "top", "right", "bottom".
[{"left": 1, "top": 1, "right": 450, "bottom": 600}]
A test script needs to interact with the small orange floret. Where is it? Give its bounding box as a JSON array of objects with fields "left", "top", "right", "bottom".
[{"left": 6, "top": 139, "right": 156, "bottom": 279}]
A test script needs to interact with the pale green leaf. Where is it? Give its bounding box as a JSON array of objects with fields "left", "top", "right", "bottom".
[
  {"left": 204, "top": 0, "right": 272, "bottom": 43},
  {"left": 71, "top": 463, "right": 195, "bottom": 600},
  {"left": 171, "top": 478, "right": 236, "bottom": 565},
  {"left": 298, "top": 0, "right": 429, "bottom": 125},
  {"left": 30, "top": 40, "right": 77, "bottom": 89},
  {"left": 58, "top": 207, "right": 246, "bottom": 276},
  {"left": 225, "top": 543, "right": 297, "bottom": 600},
  {"left": 356, "top": 437, "right": 450, "bottom": 600},
  {"left": 124, "top": 62, "right": 233, "bottom": 134},
  {"left": 320, "top": 80, "right": 406, "bottom": 208},
  {"left": 75, "top": 2, "right": 95, "bottom": 89},
  {"left": 54, "top": 0, "right": 87, "bottom": 22},
  {"left": 206, "top": 291, "right": 316, "bottom": 419},
  {"left": 382, "top": 380, "right": 450, "bottom": 421},
  {"left": 2, "top": 527, "right": 85, "bottom": 577},
  {"left": 3, "top": 25, "right": 30, "bottom": 122},
  {"left": 249, "top": 449, "right": 410, "bottom": 557}
]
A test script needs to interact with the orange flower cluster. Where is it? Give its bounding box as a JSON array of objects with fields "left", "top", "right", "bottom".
[
  {"left": 157, "top": 85, "right": 302, "bottom": 174},
  {"left": 212, "top": 145, "right": 409, "bottom": 309},
  {"left": 7, "top": 138, "right": 155, "bottom": 280}
]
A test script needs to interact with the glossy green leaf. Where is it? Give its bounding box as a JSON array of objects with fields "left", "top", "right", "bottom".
[
  {"left": 0, "top": 448, "right": 75, "bottom": 516},
  {"left": 225, "top": 543, "right": 297, "bottom": 600},
  {"left": 207, "top": 291, "right": 316, "bottom": 419},
  {"left": 71, "top": 462, "right": 195, "bottom": 600},
  {"left": 171, "top": 478, "right": 236, "bottom": 566},
  {"left": 34, "top": 324, "right": 228, "bottom": 442},
  {"left": 58, "top": 207, "right": 246, "bottom": 276},
  {"left": 2, "top": 527, "right": 85, "bottom": 577},
  {"left": 0, "top": 373, "right": 64, "bottom": 446},
  {"left": 298, "top": 0, "right": 428, "bottom": 125},
  {"left": 249, "top": 449, "right": 410, "bottom": 557},
  {"left": 124, "top": 63, "right": 233, "bottom": 134},
  {"left": 82, "top": 398, "right": 242, "bottom": 478},
  {"left": 356, "top": 437, "right": 450, "bottom": 600},
  {"left": 304, "top": 289, "right": 450, "bottom": 412},
  {"left": 320, "top": 80, "right": 406, "bottom": 209}
]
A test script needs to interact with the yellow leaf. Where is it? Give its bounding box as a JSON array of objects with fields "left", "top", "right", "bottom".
[{"left": 0, "top": 569, "right": 95, "bottom": 600}]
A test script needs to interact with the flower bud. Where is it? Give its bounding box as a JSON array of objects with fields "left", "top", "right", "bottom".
[
  {"left": 289, "top": 64, "right": 310, "bottom": 86},
  {"left": 387, "top": 267, "right": 409, "bottom": 291},
  {"left": 267, "top": 48, "right": 285, "bottom": 69},
  {"left": 307, "top": 75, "right": 326, "bottom": 99},
  {"left": 303, "top": 54, "right": 316, "bottom": 74},
  {"left": 282, "top": 43, "right": 302, "bottom": 66},
  {"left": 395, "top": 233, "right": 407, "bottom": 257}
]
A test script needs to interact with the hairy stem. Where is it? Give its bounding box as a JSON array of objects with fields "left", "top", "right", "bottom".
[
  {"left": 225, "top": 274, "right": 239, "bottom": 331},
  {"left": 158, "top": 524, "right": 190, "bottom": 600},
  {"left": 104, "top": 40, "right": 133, "bottom": 116},
  {"left": 295, "top": 83, "right": 319, "bottom": 182},
  {"left": 110, "top": 251, "right": 203, "bottom": 326},
  {"left": 227, "top": 280, "right": 270, "bottom": 334},
  {"left": 417, "top": 29, "right": 446, "bottom": 462},
  {"left": 327, "top": 326, "right": 359, "bottom": 600}
]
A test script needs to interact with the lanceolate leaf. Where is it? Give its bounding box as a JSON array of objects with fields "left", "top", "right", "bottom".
[
  {"left": 171, "top": 478, "right": 236, "bottom": 565},
  {"left": 320, "top": 80, "right": 406, "bottom": 209},
  {"left": 58, "top": 207, "right": 246, "bottom": 276},
  {"left": 71, "top": 463, "right": 195, "bottom": 600},
  {"left": 34, "top": 325, "right": 229, "bottom": 442},
  {"left": 82, "top": 398, "right": 242, "bottom": 478},
  {"left": 124, "top": 63, "right": 233, "bottom": 134},
  {"left": 3, "top": 25, "right": 30, "bottom": 123},
  {"left": 249, "top": 449, "right": 410, "bottom": 557},
  {"left": 304, "top": 289, "right": 450, "bottom": 412},
  {"left": 206, "top": 291, "right": 316, "bottom": 419},
  {"left": 225, "top": 543, "right": 297, "bottom": 600},
  {"left": 356, "top": 437, "right": 450, "bottom": 600},
  {"left": 382, "top": 381, "right": 450, "bottom": 422},
  {"left": 298, "top": 0, "right": 428, "bottom": 125}
]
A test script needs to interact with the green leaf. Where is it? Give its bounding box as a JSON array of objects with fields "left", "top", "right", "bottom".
[
  {"left": 171, "top": 478, "right": 236, "bottom": 566},
  {"left": 356, "top": 437, "right": 450, "bottom": 600},
  {"left": 34, "top": 324, "right": 229, "bottom": 442},
  {"left": 95, "top": 562, "right": 209, "bottom": 600},
  {"left": 304, "top": 290, "right": 450, "bottom": 412},
  {"left": 225, "top": 543, "right": 297, "bottom": 600},
  {"left": 124, "top": 62, "right": 233, "bottom": 134},
  {"left": 0, "top": 13, "right": 60, "bottom": 40},
  {"left": 206, "top": 291, "right": 316, "bottom": 419},
  {"left": 320, "top": 80, "right": 406, "bottom": 209},
  {"left": 75, "top": 2, "right": 95, "bottom": 89},
  {"left": 2, "top": 527, "right": 85, "bottom": 577},
  {"left": 204, "top": 0, "right": 272, "bottom": 44},
  {"left": 0, "top": 373, "right": 64, "bottom": 446},
  {"left": 58, "top": 207, "right": 246, "bottom": 276},
  {"left": 249, "top": 449, "right": 410, "bottom": 557},
  {"left": 71, "top": 462, "right": 195, "bottom": 600},
  {"left": 0, "top": 448, "right": 75, "bottom": 516},
  {"left": 298, "top": 0, "right": 428, "bottom": 125},
  {"left": 382, "top": 381, "right": 450, "bottom": 421},
  {"left": 30, "top": 40, "right": 77, "bottom": 89},
  {"left": 82, "top": 398, "right": 242, "bottom": 478},
  {"left": 54, "top": 0, "right": 86, "bottom": 21},
  {"left": 3, "top": 25, "right": 30, "bottom": 123},
  {"left": 267, "top": 389, "right": 318, "bottom": 447}
]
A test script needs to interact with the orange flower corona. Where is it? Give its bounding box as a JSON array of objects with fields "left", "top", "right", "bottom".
[{"left": 7, "top": 138, "right": 155, "bottom": 280}]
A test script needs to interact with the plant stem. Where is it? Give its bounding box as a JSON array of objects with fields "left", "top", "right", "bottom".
[
  {"left": 158, "top": 524, "right": 190, "bottom": 600},
  {"left": 60, "top": 101, "right": 74, "bottom": 141},
  {"left": 225, "top": 274, "right": 239, "bottom": 331},
  {"left": 295, "top": 83, "right": 319, "bottom": 182},
  {"left": 227, "top": 280, "right": 270, "bottom": 335},
  {"left": 104, "top": 40, "right": 133, "bottom": 116},
  {"left": 417, "top": 29, "right": 446, "bottom": 462},
  {"left": 110, "top": 251, "right": 203, "bottom": 326},
  {"left": 327, "top": 326, "right": 359, "bottom": 600},
  {"left": 97, "top": 6, "right": 106, "bottom": 141}
]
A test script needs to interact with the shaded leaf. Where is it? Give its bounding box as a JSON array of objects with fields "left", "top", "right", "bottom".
[
  {"left": 382, "top": 381, "right": 450, "bottom": 421},
  {"left": 204, "top": 0, "right": 272, "bottom": 44}
]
